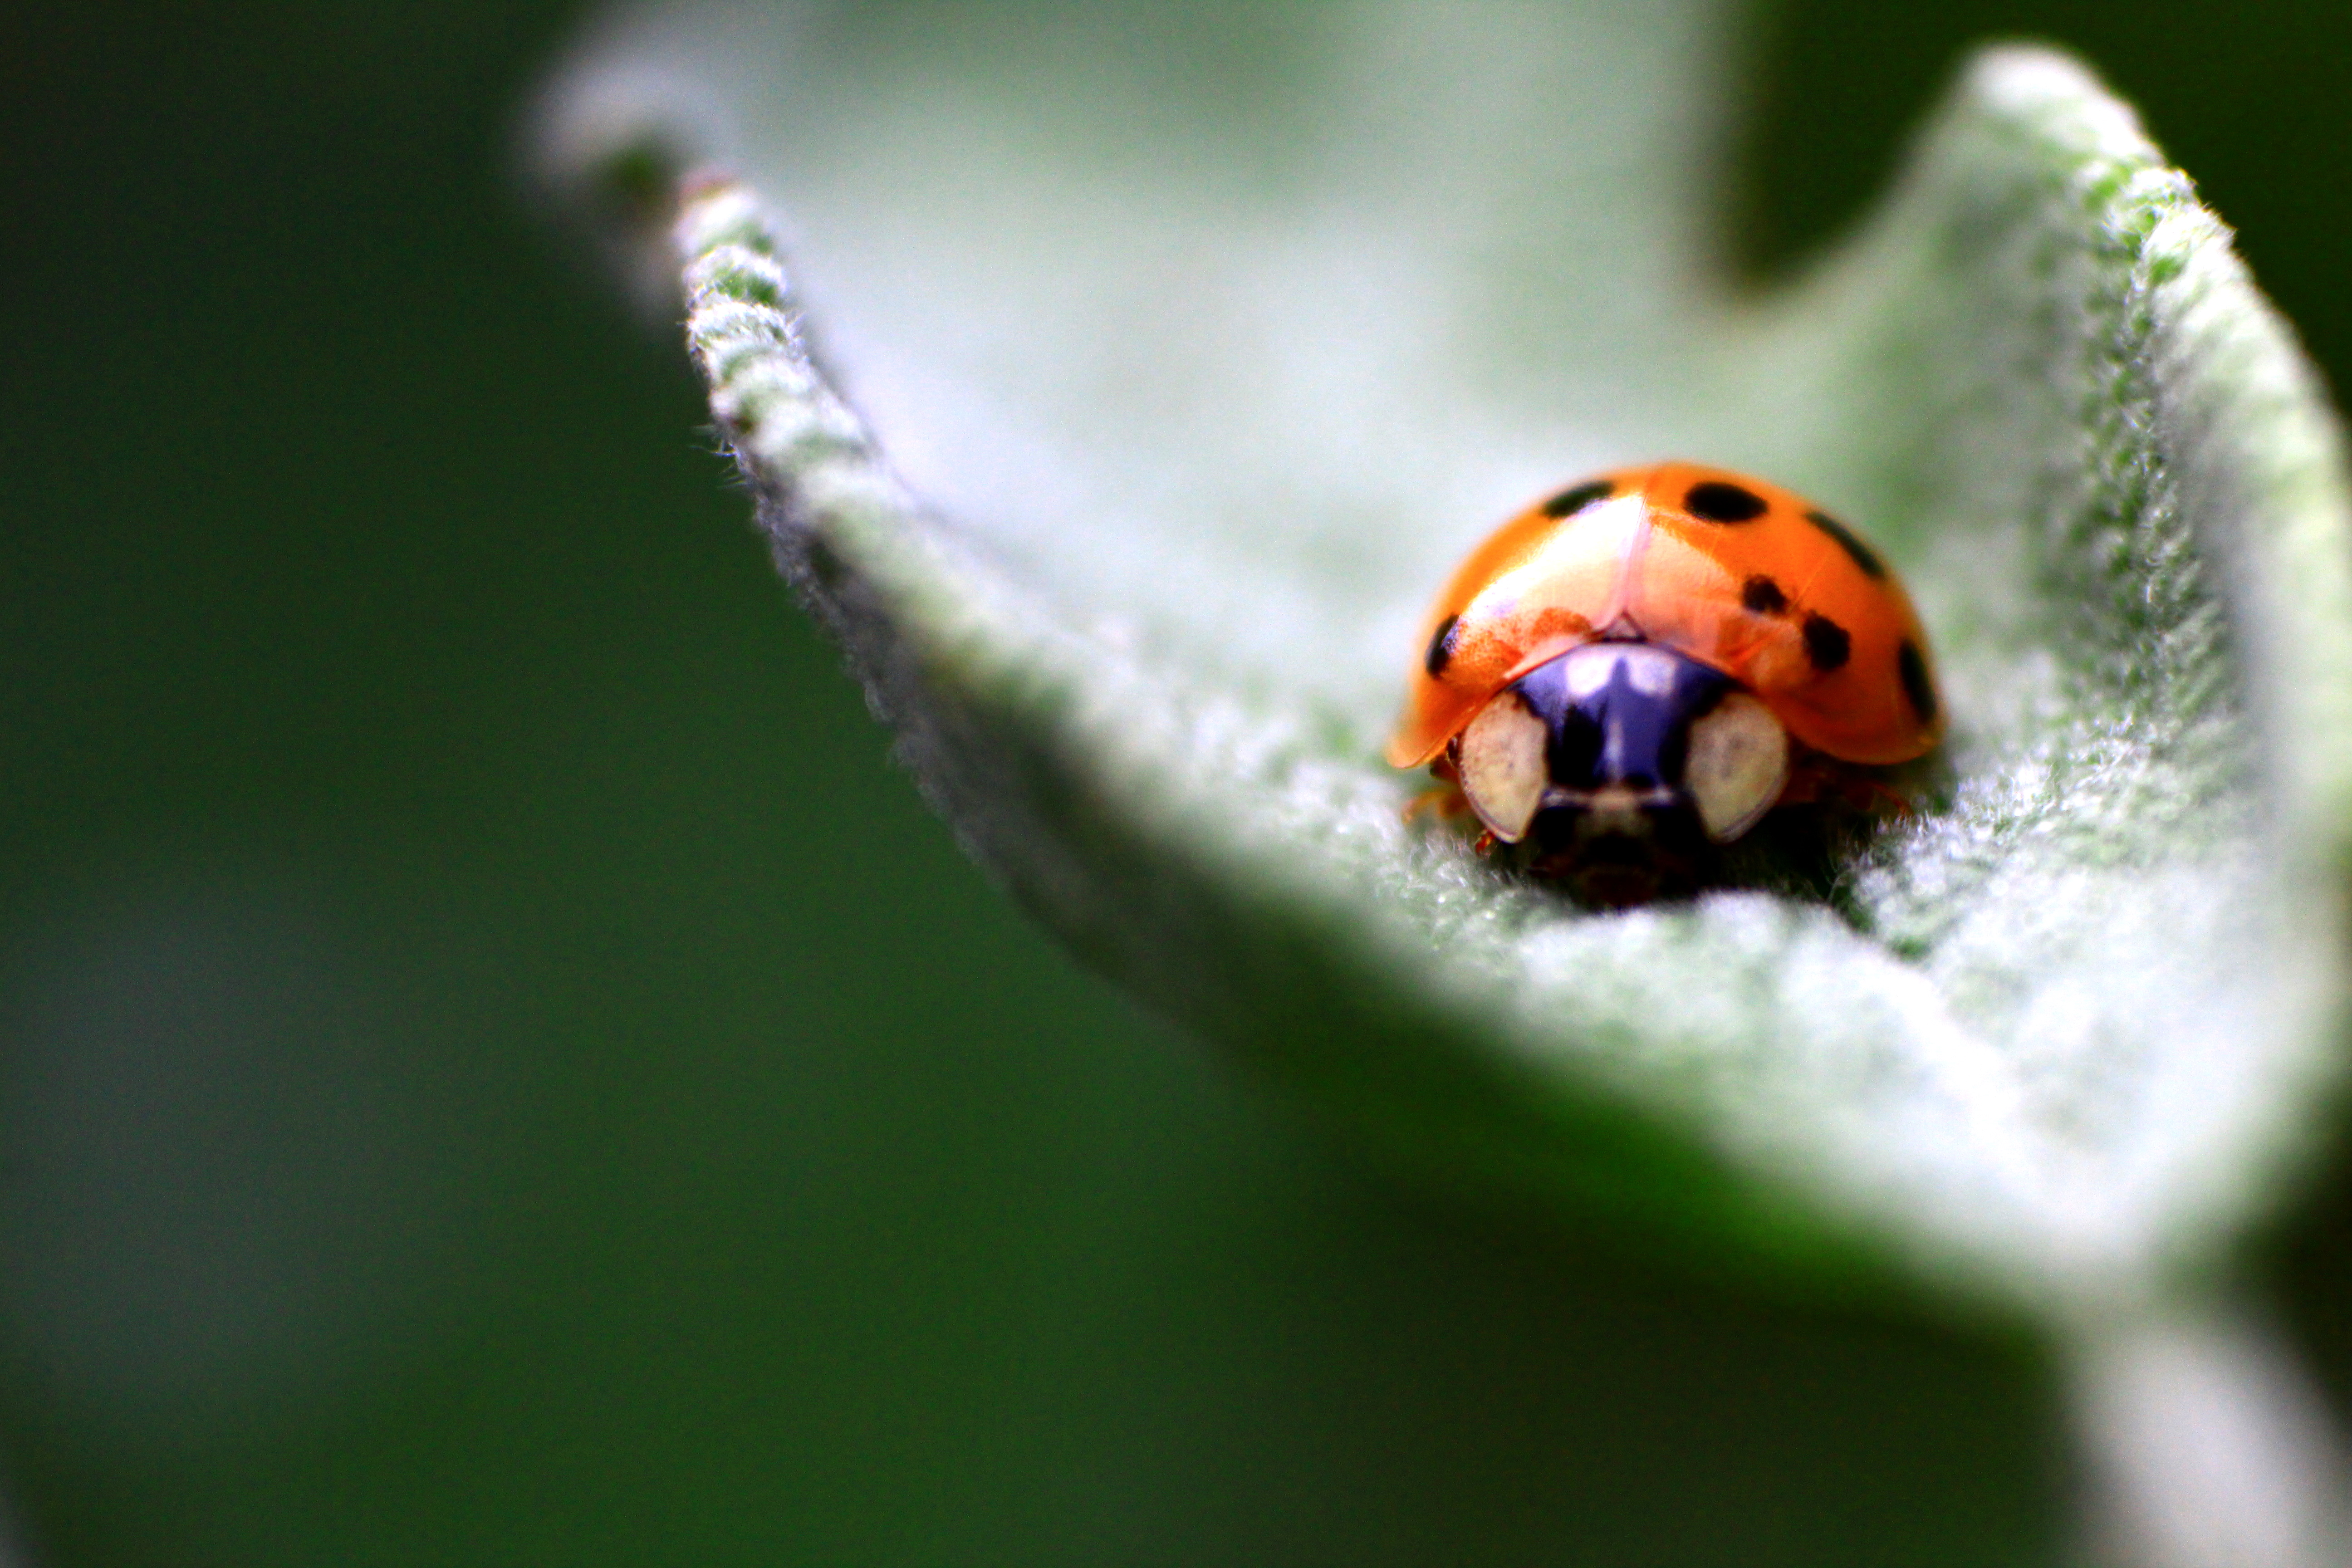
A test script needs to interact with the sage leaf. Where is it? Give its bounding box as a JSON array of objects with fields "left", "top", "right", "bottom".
[{"left": 538, "top": 0, "right": 2352, "bottom": 1335}]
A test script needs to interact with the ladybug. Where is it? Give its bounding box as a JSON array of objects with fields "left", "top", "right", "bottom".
[{"left": 1389, "top": 462, "right": 1942, "bottom": 906}]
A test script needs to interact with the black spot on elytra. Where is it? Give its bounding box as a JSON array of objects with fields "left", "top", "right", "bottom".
[
  {"left": 1803, "top": 613, "right": 1850, "bottom": 672},
  {"left": 1805, "top": 509, "right": 1886, "bottom": 578},
  {"left": 1684, "top": 480, "right": 1768, "bottom": 523},
  {"left": 1740, "top": 574, "right": 1788, "bottom": 615},
  {"left": 1542, "top": 479, "right": 1614, "bottom": 518},
  {"left": 1425, "top": 614, "right": 1461, "bottom": 677},
  {"left": 1898, "top": 639, "right": 1937, "bottom": 725}
]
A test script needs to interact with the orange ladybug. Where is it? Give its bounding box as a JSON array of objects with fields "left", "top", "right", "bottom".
[{"left": 1390, "top": 462, "right": 1941, "bottom": 906}]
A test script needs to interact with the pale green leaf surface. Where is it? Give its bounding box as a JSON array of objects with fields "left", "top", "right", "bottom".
[{"left": 541, "top": 3, "right": 2352, "bottom": 1323}]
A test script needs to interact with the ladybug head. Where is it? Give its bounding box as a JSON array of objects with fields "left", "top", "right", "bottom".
[{"left": 1450, "top": 642, "right": 1790, "bottom": 906}]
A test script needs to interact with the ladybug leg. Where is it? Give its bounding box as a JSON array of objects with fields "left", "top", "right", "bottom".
[
  {"left": 1404, "top": 784, "right": 1473, "bottom": 823},
  {"left": 1855, "top": 777, "right": 1916, "bottom": 819},
  {"left": 1785, "top": 754, "right": 1915, "bottom": 818},
  {"left": 1402, "top": 757, "right": 1475, "bottom": 825}
]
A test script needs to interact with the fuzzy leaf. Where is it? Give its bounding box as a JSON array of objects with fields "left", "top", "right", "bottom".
[{"left": 538, "top": 3, "right": 2352, "bottom": 1324}]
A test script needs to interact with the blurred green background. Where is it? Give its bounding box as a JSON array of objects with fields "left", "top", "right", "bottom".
[{"left": 8, "top": 3, "right": 2352, "bottom": 1563}]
